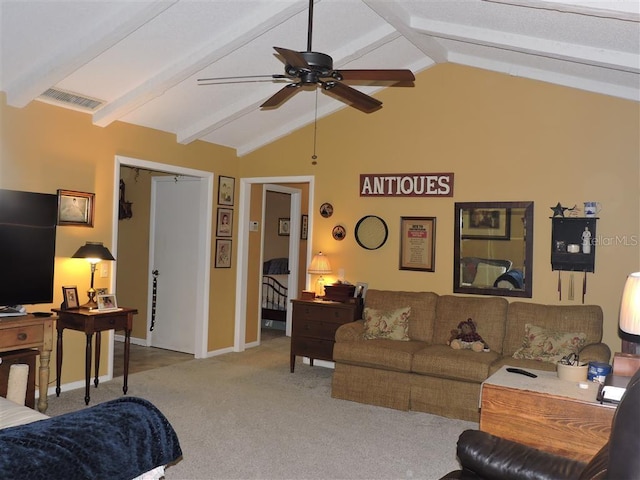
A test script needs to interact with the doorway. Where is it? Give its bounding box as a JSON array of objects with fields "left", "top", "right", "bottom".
[
  {"left": 111, "top": 155, "right": 213, "bottom": 365},
  {"left": 235, "top": 175, "right": 314, "bottom": 352},
  {"left": 262, "top": 184, "right": 301, "bottom": 340}
]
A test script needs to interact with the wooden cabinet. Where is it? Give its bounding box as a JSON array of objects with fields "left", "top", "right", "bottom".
[
  {"left": 290, "top": 299, "right": 362, "bottom": 373},
  {"left": 551, "top": 217, "right": 597, "bottom": 272},
  {"left": 0, "top": 315, "right": 53, "bottom": 412},
  {"left": 480, "top": 366, "right": 615, "bottom": 462}
]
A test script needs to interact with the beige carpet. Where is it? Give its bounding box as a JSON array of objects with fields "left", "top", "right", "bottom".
[{"left": 46, "top": 337, "right": 476, "bottom": 479}]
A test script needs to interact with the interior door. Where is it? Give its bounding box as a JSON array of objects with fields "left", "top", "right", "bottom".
[{"left": 150, "top": 176, "right": 201, "bottom": 353}]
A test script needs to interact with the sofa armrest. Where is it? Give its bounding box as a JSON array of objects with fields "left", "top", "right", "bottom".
[
  {"left": 335, "top": 320, "right": 365, "bottom": 342},
  {"left": 579, "top": 342, "right": 611, "bottom": 364},
  {"left": 455, "top": 430, "right": 586, "bottom": 480}
]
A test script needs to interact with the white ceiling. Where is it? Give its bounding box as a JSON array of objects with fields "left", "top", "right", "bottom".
[{"left": 1, "top": 0, "right": 638, "bottom": 157}]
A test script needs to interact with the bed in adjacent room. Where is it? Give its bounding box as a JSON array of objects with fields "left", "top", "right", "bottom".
[{"left": 262, "top": 257, "right": 289, "bottom": 324}]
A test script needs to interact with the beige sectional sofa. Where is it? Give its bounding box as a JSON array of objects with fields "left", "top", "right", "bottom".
[{"left": 331, "top": 290, "right": 611, "bottom": 421}]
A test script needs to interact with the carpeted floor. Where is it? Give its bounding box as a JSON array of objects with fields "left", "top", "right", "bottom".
[{"left": 46, "top": 336, "right": 475, "bottom": 479}]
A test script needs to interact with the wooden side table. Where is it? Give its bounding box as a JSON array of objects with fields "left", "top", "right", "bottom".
[
  {"left": 0, "top": 315, "right": 53, "bottom": 412},
  {"left": 480, "top": 366, "right": 615, "bottom": 462},
  {"left": 52, "top": 307, "right": 137, "bottom": 405},
  {"left": 290, "top": 298, "right": 362, "bottom": 373}
]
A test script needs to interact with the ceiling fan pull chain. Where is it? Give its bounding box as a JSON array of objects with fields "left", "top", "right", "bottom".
[{"left": 312, "top": 89, "right": 318, "bottom": 164}]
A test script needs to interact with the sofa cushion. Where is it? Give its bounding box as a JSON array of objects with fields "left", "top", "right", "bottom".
[
  {"left": 434, "top": 295, "right": 509, "bottom": 354},
  {"left": 412, "top": 345, "right": 500, "bottom": 383},
  {"left": 512, "top": 323, "right": 587, "bottom": 364},
  {"left": 362, "top": 306, "right": 411, "bottom": 341},
  {"left": 503, "top": 302, "right": 603, "bottom": 357},
  {"left": 332, "top": 339, "right": 427, "bottom": 372},
  {"left": 364, "top": 290, "right": 438, "bottom": 343}
]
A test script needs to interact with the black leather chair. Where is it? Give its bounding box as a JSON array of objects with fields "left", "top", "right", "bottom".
[{"left": 441, "top": 367, "right": 640, "bottom": 480}]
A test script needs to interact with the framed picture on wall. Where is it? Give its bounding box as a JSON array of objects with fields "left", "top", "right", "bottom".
[
  {"left": 399, "top": 216, "right": 436, "bottom": 272},
  {"left": 215, "top": 239, "right": 232, "bottom": 268},
  {"left": 216, "top": 208, "right": 233, "bottom": 237},
  {"left": 278, "top": 218, "right": 290, "bottom": 236},
  {"left": 461, "top": 208, "right": 510, "bottom": 240},
  {"left": 301, "top": 214, "right": 308, "bottom": 240},
  {"left": 218, "top": 176, "right": 235, "bottom": 206},
  {"left": 57, "top": 190, "right": 95, "bottom": 227}
]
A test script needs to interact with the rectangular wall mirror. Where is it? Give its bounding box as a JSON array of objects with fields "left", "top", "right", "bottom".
[{"left": 454, "top": 201, "right": 534, "bottom": 298}]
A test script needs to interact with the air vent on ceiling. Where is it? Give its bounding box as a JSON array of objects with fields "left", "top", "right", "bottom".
[{"left": 38, "top": 88, "right": 104, "bottom": 111}]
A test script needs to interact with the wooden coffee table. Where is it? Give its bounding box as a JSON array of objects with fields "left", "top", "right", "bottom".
[{"left": 480, "top": 365, "right": 616, "bottom": 462}]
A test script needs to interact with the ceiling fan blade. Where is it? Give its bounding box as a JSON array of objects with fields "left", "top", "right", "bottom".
[
  {"left": 197, "top": 74, "right": 287, "bottom": 85},
  {"left": 322, "top": 81, "right": 382, "bottom": 113},
  {"left": 273, "top": 47, "right": 309, "bottom": 69},
  {"left": 336, "top": 69, "right": 415, "bottom": 83},
  {"left": 260, "top": 83, "right": 301, "bottom": 109}
]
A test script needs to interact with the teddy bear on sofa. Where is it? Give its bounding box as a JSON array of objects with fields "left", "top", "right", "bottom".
[{"left": 448, "top": 318, "right": 489, "bottom": 352}]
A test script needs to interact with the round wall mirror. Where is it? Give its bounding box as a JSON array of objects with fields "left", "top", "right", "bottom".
[{"left": 355, "top": 215, "right": 388, "bottom": 250}]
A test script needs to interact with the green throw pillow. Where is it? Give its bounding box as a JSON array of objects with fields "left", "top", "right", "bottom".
[
  {"left": 512, "top": 323, "right": 586, "bottom": 364},
  {"left": 362, "top": 306, "right": 411, "bottom": 341}
]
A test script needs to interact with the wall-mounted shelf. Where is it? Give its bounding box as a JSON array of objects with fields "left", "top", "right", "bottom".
[{"left": 550, "top": 217, "right": 597, "bottom": 272}]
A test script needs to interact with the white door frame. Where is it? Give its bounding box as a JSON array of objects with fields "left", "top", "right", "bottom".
[
  {"left": 235, "top": 175, "right": 314, "bottom": 352},
  {"left": 111, "top": 156, "right": 213, "bottom": 366}
]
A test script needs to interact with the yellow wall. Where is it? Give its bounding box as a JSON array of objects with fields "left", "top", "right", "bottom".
[
  {"left": 1, "top": 94, "right": 238, "bottom": 386},
  {"left": 239, "top": 64, "right": 640, "bottom": 352},
  {"left": 1, "top": 62, "right": 638, "bottom": 388}
]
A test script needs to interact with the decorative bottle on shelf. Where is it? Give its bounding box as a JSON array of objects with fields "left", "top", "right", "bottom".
[{"left": 582, "top": 226, "right": 592, "bottom": 254}]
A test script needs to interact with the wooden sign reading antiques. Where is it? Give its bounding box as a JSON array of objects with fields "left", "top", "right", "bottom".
[{"left": 360, "top": 173, "right": 454, "bottom": 197}]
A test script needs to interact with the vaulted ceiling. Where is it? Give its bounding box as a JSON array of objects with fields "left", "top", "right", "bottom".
[{"left": 1, "top": 0, "right": 638, "bottom": 157}]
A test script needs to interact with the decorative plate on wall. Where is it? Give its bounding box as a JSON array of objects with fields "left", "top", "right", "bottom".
[
  {"left": 355, "top": 215, "right": 388, "bottom": 250},
  {"left": 332, "top": 225, "right": 346, "bottom": 241},
  {"left": 320, "top": 203, "right": 333, "bottom": 218}
]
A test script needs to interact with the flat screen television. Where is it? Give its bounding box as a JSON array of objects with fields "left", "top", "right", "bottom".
[{"left": 0, "top": 189, "right": 58, "bottom": 310}]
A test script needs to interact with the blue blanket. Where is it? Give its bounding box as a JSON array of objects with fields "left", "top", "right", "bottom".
[{"left": 0, "top": 396, "right": 182, "bottom": 480}]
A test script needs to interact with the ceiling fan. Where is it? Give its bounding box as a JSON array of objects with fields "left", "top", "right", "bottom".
[{"left": 197, "top": 0, "right": 415, "bottom": 113}]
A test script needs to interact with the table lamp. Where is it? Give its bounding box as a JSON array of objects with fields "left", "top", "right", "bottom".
[
  {"left": 72, "top": 242, "right": 115, "bottom": 308},
  {"left": 308, "top": 252, "right": 332, "bottom": 298},
  {"left": 619, "top": 272, "right": 640, "bottom": 354}
]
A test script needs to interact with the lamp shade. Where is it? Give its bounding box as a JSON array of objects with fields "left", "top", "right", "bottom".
[
  {"left": 72, "top": 242, "right": 115, "bottom": 262},
  {"left": 308, "top": 252, "right": 332, "bottom": 275},
  {"left": 620, "top": 272, "right": 640, "bottom": 335}
]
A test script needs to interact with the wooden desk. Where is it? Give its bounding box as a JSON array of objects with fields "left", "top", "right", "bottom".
[
  {"left": 0, "top": 315, "right": 53, "bottom": 412},
  {"left": 480, "top": 366, "right": 615, "bottom": 462},
  {"left": 52, "top": 307, "right": 137, "bottom": 405}
]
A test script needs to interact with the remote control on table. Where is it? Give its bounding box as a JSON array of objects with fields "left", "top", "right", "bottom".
[{"left": 506, "top": 367, "right": 537, "bottom": 378}]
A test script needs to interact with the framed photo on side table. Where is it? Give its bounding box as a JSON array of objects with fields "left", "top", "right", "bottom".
[
  {"left": 62, "top": 285, "right": 79, "bottom": 309},
  {"left": 57, "top": 190, "right": 95, "bottom": 227},
  {"left": 399, "top": 217, "right": 436, "bottom": 272},
  {"left": 97, "top": 294, "right": 119, "bottom": 311}
]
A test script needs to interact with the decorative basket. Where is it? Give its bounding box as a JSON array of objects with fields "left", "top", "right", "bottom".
[{"left": 557, "top": 362, "right": 588, "bottom": 382}]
